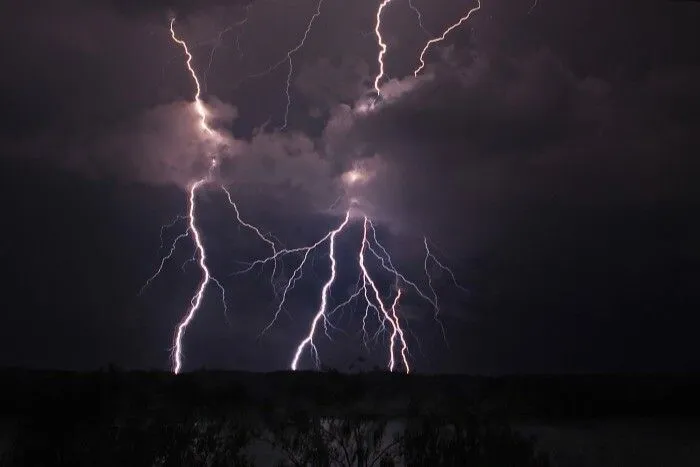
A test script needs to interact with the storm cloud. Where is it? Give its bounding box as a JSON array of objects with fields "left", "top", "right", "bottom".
[{"left": 1, "top": 0, "right": 699, "bottom": 372}]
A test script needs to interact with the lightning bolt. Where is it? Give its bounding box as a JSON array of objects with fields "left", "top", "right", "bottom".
[
  {"left": 423, "top": 237, "right": 469, "bottom": 295},
  {"left": 413, "top": 0, "right": 482, "bottom": 77},
  {"left": 169, "top": 18, "right": 217, "bottom": 137},
  {"left": 244, "top": 0, "right": 326, "bottom": 130},
  {"left": 203, "top": 13, "right": 250, "bottom": 92},
  {"left": 232, "top": 213, "right": 348, "bottom": 337},
  {"left": 172, "top": 179, "right": 221, "bottom": 374},
  {"left": 220, "top": 185, "right": 283, "bottom": 295},
  {"left": 389, "top": 288, "right": 409, "bottom": 371},
  {"left": 166, "top": 19, "right": 222, "bottom": 374},
  {"left": 373, "top": 0, "right": 395, "bottom": 95},
  {"left": 158, "top": 214, "right": 187, "bottom": 251},
  {"left": 355, "top": 217, "right": 409, "bottom": 372},
  {"left": 279, "top": 0, "right": 325, "bottom": 130},
  {"left": 203, "top": 26, "right": 234, "bottom": 92},
  {"left": 528, "top": 0, "right": 539, "bottom": 15},
  {"left": 142, "top": 19, "right": 284, "bottom": 374},
  {"left": 407, "top": 0, "right": 431, "bottom": 36},
  {"left": 235, "top": 204, "right": 464, "bottom": 374},
  {"left": 290, "top": 211, "right": 351, "bottom": 370},
  {"left": 139, "top": 228, "right": 190, "bottom": 296},
  {"left": 147, "top": 17, "right": 467, "bottom": 375}
]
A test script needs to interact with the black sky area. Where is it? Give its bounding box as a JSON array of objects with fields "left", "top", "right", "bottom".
[{"left": 0, "top": 0, "right": 698, "bottom": 374}]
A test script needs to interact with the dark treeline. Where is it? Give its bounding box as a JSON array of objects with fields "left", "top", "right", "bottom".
[
  {"left": 1, "top": 369, "right": 699, "bottom": 420},
  {"left": 0, "top": 368, "right": 557, "bottom": 466},
  {"left": 1, "top": 369, "right": 699, "bottom": 465}
]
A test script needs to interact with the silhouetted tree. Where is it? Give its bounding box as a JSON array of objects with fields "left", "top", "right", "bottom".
[
  {"left": 264, "top": 413, "right": 400, "bottom": 467},
  {"left": 401, "top": 415, "right": 549, "bottom": 467}
]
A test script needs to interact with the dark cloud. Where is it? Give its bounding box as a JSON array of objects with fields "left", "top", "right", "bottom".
[
  {"left": 355, "top": 49, "right": 585, "bottom": 154},
  {"left": 295, "top": 56, "right": 371, "bottom": 111},
  {"left": 4, "top": 0, "right": 698, "bottom": 247},
  {"left": 80, "top": 0, "right": 254, "bottom": 18},
  {"left": 319, "top": 13, "right": 700, "bottom": 250},
  {"left": 0, "top": 0, "right": 253, "bottom": 184},
  {"left": 221, "top": 130, "right": 338, "bottom": 211},
  {"left": 3, "top": 0, "right": 699, "bottom": 241}
]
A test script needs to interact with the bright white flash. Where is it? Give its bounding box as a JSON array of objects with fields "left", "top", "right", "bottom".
[{"left": 342, "top": 168, "right": 369, "bottom": 186}]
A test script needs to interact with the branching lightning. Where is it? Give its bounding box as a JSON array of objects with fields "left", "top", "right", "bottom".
[
  {"left": 166, "top": 18, "right": 223, "bottom": 374},
  {"left": 413, "top": 0, "right": 482, "bottom": 76},
  {"left": 140, "top": 228, "right": 190, "bottom": 296},
  {"left": 203, "top": 14, "right": 250, "bottom": 91},
  {"left": 158, "top": 214, "right": 187, "bottom": 250},
  {"left": 245, "top": 0, "right": 326, "bottom": 130},
  {"left": 234, "top": 205, "right": 464, "bottom": 373},
  {"left": 142, "top": 19, "right": 282, "bottom": 374},
  {"left": 356, "top": 217, "right": 410, "bottom": 372},
  {"left": 290, "top": 211, "right": 351, "bottom": 370},
  {"left": 144, "top": 10, "right": 469, "bottom": 375},
  {"left": 172, "top": 180, "right": 220, "bottom": 374}
]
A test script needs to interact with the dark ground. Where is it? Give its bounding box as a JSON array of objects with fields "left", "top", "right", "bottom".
[{"left": 1, "top": 370, "right": 700, "bottom": 465}]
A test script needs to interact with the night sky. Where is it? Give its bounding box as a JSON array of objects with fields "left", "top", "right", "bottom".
[{"left": 0, "top": 0, "right": 698, "bottom": 374}]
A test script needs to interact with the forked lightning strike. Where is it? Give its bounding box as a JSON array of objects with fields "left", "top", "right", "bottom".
[
  {"left": 389, "top": 289, "right": 409, "bottom": 372},
  {"left": 145, "top": 13, "right": 467, "bottom": 375},
  {"left": 290, "top": 211, "right": 351, "bottom": 371},
  {"left": 238, "top": 209, "right": 411, "bottom": 372},
  {"left": 356, "top": 217, "right": 410, "bottom": 372},
  {"left": 142, "top": 19, "right": 281, "bottom": 374},
  {"left": 172, "top": 179, "right": 221, "bottom": 374},
  {"left": 233, "top": 213, "right": 348, "bottom": 337},
  {"left": 238, "top": 205, "right": 464, "bottom": 373},
  {"left": 167, "top": 18, "right": 221, "bottom": 374},
  {"left": 413, "top": 0, "right": 482, "bottom": 76}
]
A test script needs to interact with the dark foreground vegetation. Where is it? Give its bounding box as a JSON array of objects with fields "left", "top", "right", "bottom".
[{"left": 1, "top": 369, "right": 699, "bottom": 466}]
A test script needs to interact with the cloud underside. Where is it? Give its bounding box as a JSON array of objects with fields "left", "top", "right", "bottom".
[{"left": 2, "top": 0, "right": 698, "bottom": 241}]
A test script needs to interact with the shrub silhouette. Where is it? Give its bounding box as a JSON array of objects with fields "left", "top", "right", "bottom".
[
  {"left": 2, "top": 408, "right": 254, "bottom": 466},
  {"left": 265, "top": 412, "right": 548, "bottom": 467},
  {"left": 264, "top": 413, "right": 401, "bottom": 466},
  {"left": 401, "top": 415, "right": 549, "bottom": 467},
  {"left": 2, "top": 380, "right": 548, "bottom": 467}
]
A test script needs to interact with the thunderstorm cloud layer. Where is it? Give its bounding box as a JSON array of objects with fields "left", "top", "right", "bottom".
[{"left": 0, "top": 0, "right": 699, "bottom": 373}]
